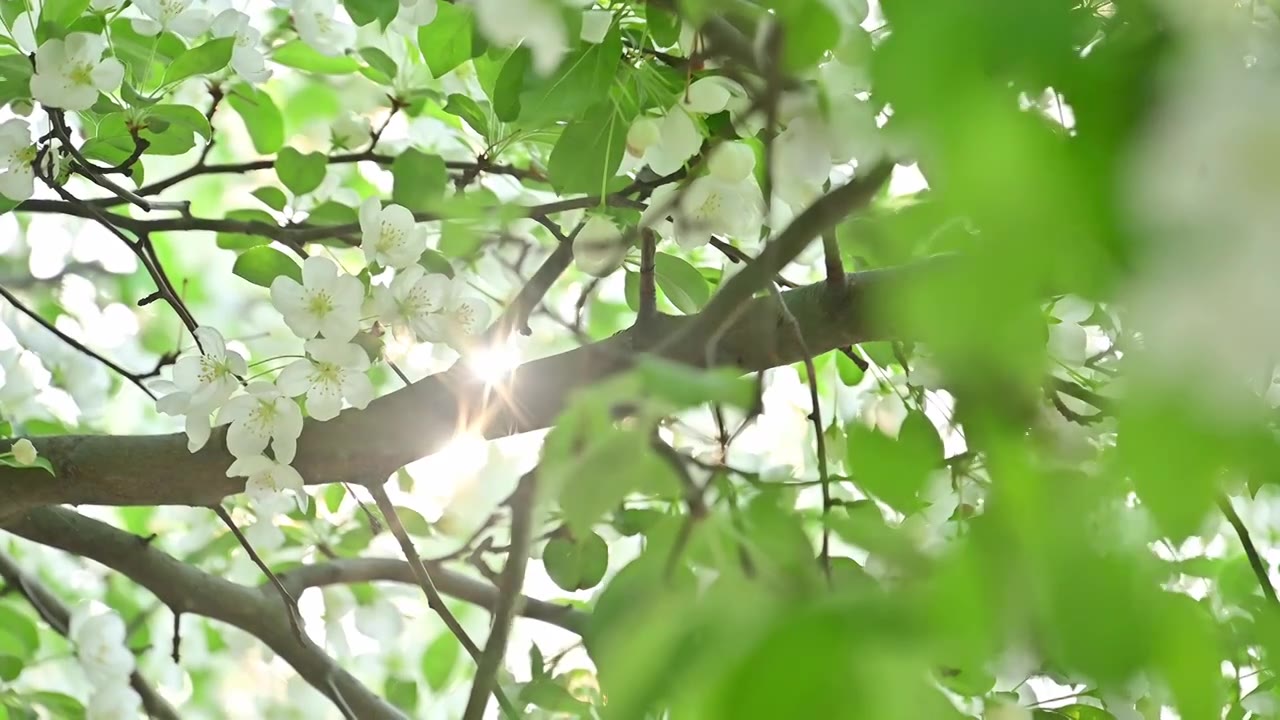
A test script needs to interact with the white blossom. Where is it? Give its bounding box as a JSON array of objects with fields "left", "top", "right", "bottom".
[
  {"left": 87, "top": 684, "right": 144, "bottom": 720},
  {"left": 0, "top": 118, "right": 36, "bottom": 202},
  {"left": 270, "top": 256, "right": 364, "bottom": 342},
  {"left": 153, "top": 379, "right": 214, "bottom": 453},
  {"left": 69, "top": 605, "right": 134, "bottom": 689},
  {"left": 211, "top": 9, "right": 271, "bottom": 84},
  {"left": 9, "top": 438, "right": 37, "bottom": 465},
  {"left": 331, "top": 112, "right": 371, "bottom": 151},
  {"left": 415, "top": 276, "right": 492, "bottom": 347},
  {"left": 30, "top": 33, "right": 125, "bottom": 112},
  {"left": 473, "top": 0, "right": 567, "bottom": 75},
  {"left": 707, "top": 141, "right": 756, "bottom": 183},
  {"left": 216, "top": 382, "right": 304, "bottom": 463},
  {"left": 1047, "top": 295, "right": 1095, "bottom": 367},
  {"left": 359, "top": 198, "right": 427, "bottom": 270},
  {"left": 132, "top": 0, "right": 209, "bottom": 37},
  {"left": 640, "top": 78, "right": 741, "bottom": 175},
  {"left": 573, "top": 214, "right": 627, "bottom": 277},
  {"left": 581, "top": 9, "right": 612, "bottom": 44},
  {"left": 8, "top": 11, "right": 36, "bottom": 54},
  {"left": 172, "top": 326, "right": 247, "bottom": 410},
  {"left": 396, "top": 0, "right": 438, "bottom": 27},
  {"left": 293, "top": 0, "right": 356, "bottom": 57},
  {"left": 354, "top": 598, "right": 405, "bottom": 643},
  {"left": 626, "top": 116, "right": 661, "bottom": 158},
  {"left": 645, "top": 173, "right": 763, "bottom": 250},
  {"left": 276, "top": 338, "right": 374, "bottom": 421},
  {"left": 228, "top": 454, "right": 307, "bottom": 514},
  {"left": 373, "top": 265, "right": 450, "bottom": 341},
  {"left": 0, "top": 347, "right": 49, "bottom": 420}
]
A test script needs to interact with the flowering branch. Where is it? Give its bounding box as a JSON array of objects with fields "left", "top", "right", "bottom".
[
  {"left": 0, "top": 551, "right": 181, "bottom": 720},
  {"left": 1, "top": 506, "right": 407, "bottom": 720}
]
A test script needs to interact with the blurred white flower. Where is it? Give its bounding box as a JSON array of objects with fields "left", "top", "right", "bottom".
[
  {"left": 707, "top": 141, "right": 756, "bottom": 184},
  {"left": 211, "top": 9, "right": 271, "bottom": 84},
  {"left": 354, "top": 597, "right": 405, "bottom": 643},
  {"left": 87, "top": 684, "right": 143, "bottom": 720},
  {"left": 0, "top": 347, "right": 50, "bottom": 420},
  {"left": 331, "top": 113, "right": 371, "bottom": 151},
  {"left": 397, "top": 0, "right": 438, "bottom": 26},
  {"left": 626, "top": 116, "right": 661, "bottom": 158},
  {"left": 644, "top": 173, "right": 763, "bottom": 250},
  {"left": 373, "top": 265, "right": 450, "bottom": 341},
  {"left": 416, "top": 276, "right": 492, "bottom": 347},
  {"left": 580, "top": 9, "right": 612, "bottom": 44},
  {"left": 31, "top": 33, "right": 125, "bottom": 111},
  {"left": 473, "top": 0, "right": 567, "bottom": 75},
  {"left": 0, "top": 118, "right": 35, "bottom": 202},
  {"left": 131, "top": 0, "right": 209, "bottom": 36},
  {"left": 69, "top": 605, "right": 134, "bottom": 689},
  {"left": 293, "top": 0, "right": 356, "bottom": 56},
  {"left": 229, "top": 454, "right": 307, "bottom": 514}
]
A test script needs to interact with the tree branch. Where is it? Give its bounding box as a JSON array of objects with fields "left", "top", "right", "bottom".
[
  {"left": 0, "top": 254, "right": 955, "bottom": 516},
  {"left": 0, "top": 507, "right": 406, "bottom": 720},
  {"left": 274, "top": 557, "right": 585, "bottom": 634}
]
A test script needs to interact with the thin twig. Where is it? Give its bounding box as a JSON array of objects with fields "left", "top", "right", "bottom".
[
  {"left": 1218, "top": 494, "right": 1278, "bottom": 604},
  {"left": 210, "top": 505, "right": 305, "bottom": 640},
  {"left": 0, "top": 283, "right": 158, "bottom": 399},
  {"left": 767, "top": 284, "right": 832, "bottom": 581},
  {"left": 638, "top": 228, "right": 658, "bottom": 326},
  {"left": 462, "top": 474, "right": 537, "bottom": 720},
  {"left": 822, "top": 230, "right": 845, "bottom": 291},
  {"left": 365, "top": 484, "right": 520, "bottom": 717}
]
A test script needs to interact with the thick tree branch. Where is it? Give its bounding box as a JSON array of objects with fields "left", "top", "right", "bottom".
[
  {"left": 0, "top": 254, "right": 953, "bottom": 516},
  {"left": 0, "top": 507, "right": 406, "bottom": 720},
  {"left": 0, "top": 551, "right": 181, "bottom": 720}
]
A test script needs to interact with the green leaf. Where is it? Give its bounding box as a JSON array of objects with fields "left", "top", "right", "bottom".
[
  {"left": 491, "top": 48, "right": 529, "bottom": 122},
  {"left": 547, "top": 101, "right": 626, "bottom": 196},
  {"left": 163, "top": 37, "right": 234, "bottom": 86},
  {"left": 418, "top": 2, "right": 474, "bottom": 78},
  {"left": 216, "top": 209, "right": 277, "bottom": 249},
  {"left": 274, "top": 148, "right": 327, "bottom": 196},
  {"left": 0, "top": 654, "right": 20, "bottom": 682},
  {"left": 272, "top": 40, "right": 361, "bottom": 74},
  {"left": 232, "top": 246, "right": 302, "bottom": 288},
  {"left": 391, "top": 149, "right": 447, "bottom": 213},
  {"left": 384, "top": 676, "right": 418, "bottom": 712},
  {"left": 646, "top": 5, "right": 680, "bottom": 47},
  {"left": 836, "top": 349, "right": 866, "bottom": 385},
  {"left": 322, "top": 483, "right": 346, "bottom": 513},
  {"left": 635, "top": 356, "right": 758, "bottom": 410},
  {"left": 360, "top": 47, "right": 398, "bottom": 81},
  {"left": 40, "top": 0, "right": 89, "bottom": 29},
  {"left": 443, "top": 93, "right": 490, "bottom": 139},
  {"left": 543, "top": 532, "right": 609, "bottom": 592},
  {"left": 518, "top": 26, "right": 622, "bottom": 127},
  {"left": 0, "top": 455, "right": 54, "bottom": 475},
  {"left": 251, "top": 186, "right": 288, "bottom": 212},
  {"left": 777, "top": 0, "right": 840, "bottom": 71},
  {"left": 344, "top": 0, "right": 397, "bottom": 28},
  {"left": 24, "top": 691, "right": 84, "bottom": 720},
  {"left": 226, "top": 85, "right": 284, "bottom": 154},
  {"left": 0, "top": 606, "right": 38, "bottom": 661},
  {"left": 845, "top": 421, "right": 933, "bottom": 514},
  {"left": 146, "top": 104, "right": 211, "bottom": 141},
  {"left": 417, "top": 248, "right": 454, "bottom": 277},
  {"left": 421, "top": 632, "right": 461, "bottom": 691},
  {"left": 306, "top": 201, "right": 358, "bottom": 227},
  {"left": 393, "top": 506, "right": 432, "bottom": 536},
  {"left": 653, "top": 252, "right": 710, "bottom": 314},
  {"left": 523, "top": 677, "right": 592, "bottom": 713}
]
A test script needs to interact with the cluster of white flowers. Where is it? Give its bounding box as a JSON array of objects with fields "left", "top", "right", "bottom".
[
  {"left": 69, "top": 604, "right": 144, "bottom": 720},
  {"left": 152, "top": 202, "right": 489, "bottom": 514}
]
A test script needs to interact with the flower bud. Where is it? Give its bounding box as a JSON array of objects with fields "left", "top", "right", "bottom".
[
  {"left": 626, "top": 116, "right": 661, "bottom": 157},
  {"left": 11, "top": 438, "right": 36, "bottom": 466},
  {"left": 573, "top": 215, "right": 627, "bottom": 277}
]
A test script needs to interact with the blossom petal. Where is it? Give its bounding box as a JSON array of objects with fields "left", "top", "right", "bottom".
[
  {"left": 90, "top": 58, "right": 124, "bottom": 94},
  {"left": 227, "top": 420, "right": 269, "bottom": 459},
  {"left": 307, "top": 382, "right": 342, "bottom": 421},
  {"left": 301, "top": 255, "right": 338, "bottom": 287},
  {"left": 341, "top": 372, "right": 374, "bottom": 410},
  {"left": 276, "top": 360, "right": 313, "bottom": 397}
]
